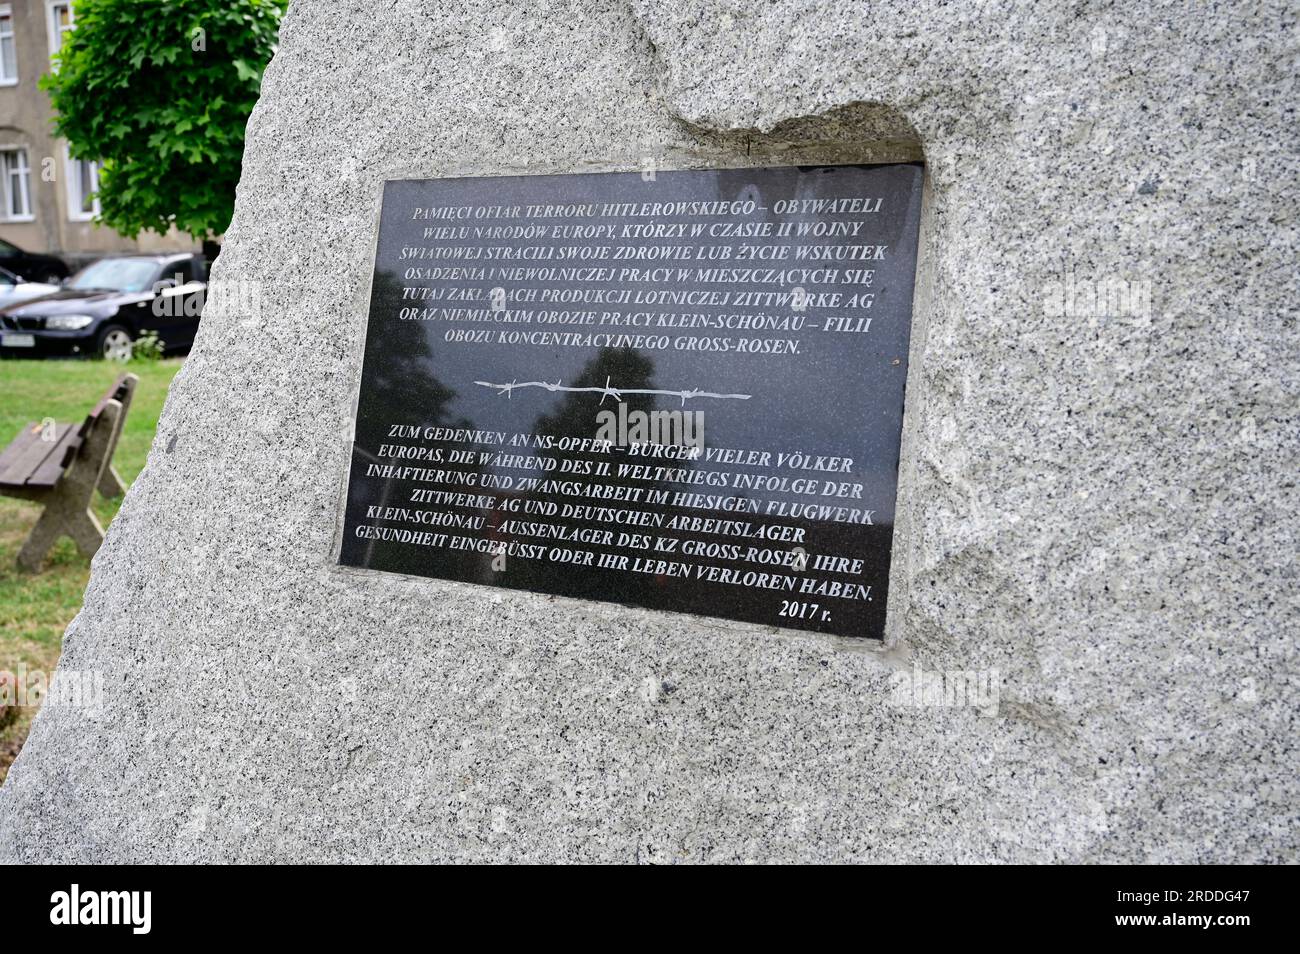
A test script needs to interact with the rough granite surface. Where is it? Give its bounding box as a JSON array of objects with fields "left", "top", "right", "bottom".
[{"left": 1, "top": 0, "right": 1296, "bottom": 862}]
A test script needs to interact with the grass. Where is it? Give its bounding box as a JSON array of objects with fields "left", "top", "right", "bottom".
[{"left": 0, "top": 358, "right": 182, "bottom": 783}]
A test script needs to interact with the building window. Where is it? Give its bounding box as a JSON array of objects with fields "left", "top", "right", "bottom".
[
  {"left": 1, "top": 147, "right": 33, "bottom": 221},
  {"left": 46, "top": 1, "right": 74, "bottom": 60},
  {"left": 65, "top": 147, "right": 100, "bottom": 221},
  {"left": 0, "top": 5, "right": 17, "bottom": 84}
]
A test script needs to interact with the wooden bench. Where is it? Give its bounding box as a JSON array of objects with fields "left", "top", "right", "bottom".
[{"left": 0, "top": 373, "right": 138, "bottom": 571}]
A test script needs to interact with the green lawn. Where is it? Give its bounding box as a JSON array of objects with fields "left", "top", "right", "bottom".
[{"left": 0, "top": 358, "right": 182, "bottom": 782}]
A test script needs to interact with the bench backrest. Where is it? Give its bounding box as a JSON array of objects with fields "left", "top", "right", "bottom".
[
  {"left": 82, "top": 374, "right": 136, "bottom": 434},
  {"left": 74, "top": 373, "right": 137, "bottom": 457}
]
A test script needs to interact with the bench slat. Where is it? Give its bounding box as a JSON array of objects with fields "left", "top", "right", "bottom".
[
  {"left": 25, "top": 426, "right": 83, "bottom": 488},
  {"left": 0, "top": 424, "right": 44, "bottom": 477},
  {"left": 0, "top": 423, "right": 76, "bottom": 490},
  {"left": 0, "top": 425, "right": 51, "bottom": 486}
]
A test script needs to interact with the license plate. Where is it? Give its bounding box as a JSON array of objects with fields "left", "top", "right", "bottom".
[{"left": 1, "top": 333, "right": 35, "bottom": 348}]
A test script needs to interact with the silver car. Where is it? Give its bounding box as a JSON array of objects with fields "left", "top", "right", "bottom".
[{"left": 0, "top": 266, "right": 60, "bottom": 310}]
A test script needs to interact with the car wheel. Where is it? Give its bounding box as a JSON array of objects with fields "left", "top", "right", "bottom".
[
  {"left": 97, "top": 324, "right": 133, "bottom": 362},
  {"left": 42, "top": 272, "right": 63, "bottom": 284}
]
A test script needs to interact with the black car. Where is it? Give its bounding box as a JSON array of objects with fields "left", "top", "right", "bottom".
[
  {"left": 0, "top": 253, "right": 207, "bottom": 359},
  {"left": 0, "top": 238, "right": 70, "bottom": 284}
]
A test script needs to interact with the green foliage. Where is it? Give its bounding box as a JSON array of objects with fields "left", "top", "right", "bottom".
[
  {"left": 41, "top": 0, "right": 288, "bottom": 240},
  {"left": 130, "top": 330, "right": 165, "bottom": 361}
]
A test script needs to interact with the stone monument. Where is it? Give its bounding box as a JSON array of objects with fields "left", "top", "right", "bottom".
[{"left": 1, "top": 0, "right": 1294, "bottom": 862}]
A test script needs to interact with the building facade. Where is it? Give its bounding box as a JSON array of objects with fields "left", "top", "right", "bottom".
[{"left": 0, "top": 0, "right": 195, "bottom": 270}]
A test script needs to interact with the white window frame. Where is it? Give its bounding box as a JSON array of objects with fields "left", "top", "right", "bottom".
[
  {"left": 64, "top": 144, "right": 100, "bottom": 222},
  {"left": 0, "top": 4, "right": 18, "bottom": 86},
  {"left": 0, "top": 146, "right": 34, "bottom": 222},
  {"left": 45, "top": 0, "right": 75, "bottom": 62}
]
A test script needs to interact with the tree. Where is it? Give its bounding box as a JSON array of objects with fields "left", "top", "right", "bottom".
[{"left": 41, "top": 0, "right": 287, "bottom": 244}]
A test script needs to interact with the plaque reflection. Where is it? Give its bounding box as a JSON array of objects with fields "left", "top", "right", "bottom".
[{"left": 495, "top": 345, "right": 666, "bottom": 602}]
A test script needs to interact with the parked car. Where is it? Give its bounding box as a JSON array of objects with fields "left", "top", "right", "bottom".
[
  {"left": 0, "top": 238, "right": 70, "bottom": 284},
  {"left": 0, "top": 266, "right": 61, "bottom": 308},
  {"left": 0, "top": 253, "right": 207, "bottom": 359}
]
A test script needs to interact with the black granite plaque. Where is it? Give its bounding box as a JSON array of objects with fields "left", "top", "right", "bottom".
[{"left": 339, "top": 164, "right": 923, "bottom": 639}]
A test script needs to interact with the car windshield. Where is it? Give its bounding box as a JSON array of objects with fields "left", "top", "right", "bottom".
[{"left": 68, "top": 259, "right": 159, "bottom": 293}]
